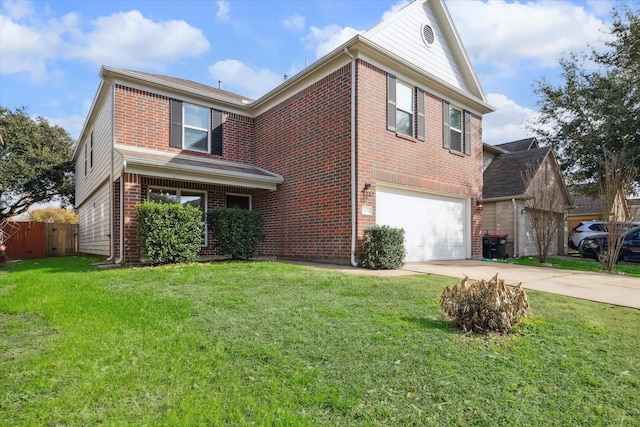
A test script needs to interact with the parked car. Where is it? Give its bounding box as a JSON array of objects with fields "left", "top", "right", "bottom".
[
  {"left": 569, "top": 221, "right": 608, "bottom": 250},
  {"left": 579, "top": 226, "right": 640, "bottom": 262}
]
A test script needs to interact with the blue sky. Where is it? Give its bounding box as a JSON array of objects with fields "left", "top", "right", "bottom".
[{"left": 1, "top": 0, "right": 637, "bottom": 145}]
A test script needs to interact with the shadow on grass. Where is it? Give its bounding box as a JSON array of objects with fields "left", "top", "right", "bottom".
[
  {"left": 402, "top": 316, "right": 455, "bottom": 333},
  {"left": 0, "top": 256, "right": 101, "bottom": 274}
]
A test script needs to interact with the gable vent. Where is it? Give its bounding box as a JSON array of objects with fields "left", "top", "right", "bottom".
[{"left": 421, "top": 24, "right": 435, "bottom": 46}]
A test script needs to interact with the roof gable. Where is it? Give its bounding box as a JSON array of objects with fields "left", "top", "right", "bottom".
[
  {"left": 362, "top": 0, "right": 487, "bottom": 104},
  {"left": 483, "top": 147, "right": 551, "bottom": 199},
  {"left": 494, "top": 137, "right": 538, "bottom": 153}
]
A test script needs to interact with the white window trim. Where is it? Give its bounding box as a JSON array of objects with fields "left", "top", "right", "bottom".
[
  {"left": 396, "top": 80, "right": 414, "bottom": 137},
  {"left": 148, "top": 187, "right": 208, "bottom": 246},
  {"left": 449, "top": 105, "right": 463, "bottom": 152},
  {"left": 226, "top": 193, "right": 252, "bottom": 210},
  {"left": 183, "top": 103, "right": 211, "bottom": 153}
]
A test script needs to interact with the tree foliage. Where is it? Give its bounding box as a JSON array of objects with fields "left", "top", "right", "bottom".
[
  {"left": 0, "top": 106, "right": 75, "bottom": 221},
  {"left": 26, "top": 207, "right": 78, "bottom": 224},
  {"left": 531, "top": 8, "right": 640, "bottom": 195}
]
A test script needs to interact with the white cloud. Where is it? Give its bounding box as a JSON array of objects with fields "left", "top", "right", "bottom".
[
  {"left": 2, "top": 0, "right": 34, "bottom": 20},
  {"left": 0, "top": 8, "right": 210, "bottom": 79},
  {"left": 47, "top": 113, "right": 86, "bottom": 141},
  {"left": 447, "top": 0, "right": 611, "bottom": 74},
  {"left": 382, "top": 0, "right": 410, "bottom": 20},
  {"left": 69, "top": 11, "right": 210, "bottom": 69},
  {"left": 0, "top": 14, "right": 54, "bottom": 81},
  {"left": 283, "top": 13, "right": 305, "bottom": 31},
  {"left": 216, "top": 1, "right": 230, "bottom": 22},
  {"left": 482, "top": 93, "right": 539, "bottom": 144},
  {"left": 208, "top": 59, "right": 282, "bottom": 100},
  {"left": 305, "top": 24, "right": 361, "bottom": 59}
]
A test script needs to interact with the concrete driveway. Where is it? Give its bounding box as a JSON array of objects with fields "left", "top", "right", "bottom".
[
  {"left": 294, "top": 259, "right": 640, "bottom": 309},
  {"left": 400, "top": 260, "right": 640, "bottom": 309}
]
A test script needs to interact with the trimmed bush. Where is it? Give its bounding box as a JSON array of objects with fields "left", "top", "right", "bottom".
[
  {"left": 207, "top": 208, "right": 264, "bottom": 260},
  {"left": 440, "top": 274, "right": 530, "bottom": 334},
  {"left": 360, "top": 225, "right": 406, "bottom": 269},
  {"left": 135, "top": 201, "right": 204, "bottom": 265}
]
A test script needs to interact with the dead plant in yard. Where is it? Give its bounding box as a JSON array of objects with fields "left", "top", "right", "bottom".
[{"left": 440, "top": 274, "right": 530, "bottom": 334}]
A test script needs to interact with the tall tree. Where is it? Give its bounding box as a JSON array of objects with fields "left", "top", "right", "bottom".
[
  {"left": 0, "top": 107, "right": 75, "bottom": 222},
  {"left": 531, "top": 8, "right": 640, "bottom": 196},
  {"left": 522, "top": 159, "right": 567, "bottom": 264}
]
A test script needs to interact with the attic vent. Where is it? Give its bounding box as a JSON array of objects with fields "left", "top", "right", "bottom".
[{"left": 421, "top": 24, "right": 435, "bottom": 46}]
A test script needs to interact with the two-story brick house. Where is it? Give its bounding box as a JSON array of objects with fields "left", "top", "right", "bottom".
[{"left": 73, "top": 0, "right": 494, "bottom": 265}]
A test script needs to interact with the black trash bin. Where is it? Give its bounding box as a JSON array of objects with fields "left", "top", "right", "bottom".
[{"left": 482, "top": 234, "right": 508, "bottom": 259}]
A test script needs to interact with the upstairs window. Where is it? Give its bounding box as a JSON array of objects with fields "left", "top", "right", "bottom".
[
  {"left": 387, "top": 74, "right": 425, "bottom": 141},
  {"left": 183, "top": 104, "right": 210, "bottom": 152},
  {"left": 443, "top": 101, "right": 471, "bottom": 155},
  {"left": 170, "top": 99, "right": 223, "bottom": 155},
  {"left": 449, "top": 106, "right": 462, "bottom": 152},
  {"left": 395, "top": 81, "right": 414, "bottom": 137}
]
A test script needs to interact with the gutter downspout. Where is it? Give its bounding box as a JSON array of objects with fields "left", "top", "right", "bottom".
[
  {"left": 106, "top": 82, "right": 115, "bottom": 261},
  {"left": 512, "top": 198, "right": 518, "bottom": 258},
  {"left": 115, "top": 168, "right": 124, "bottom": 264},
  {"left": 344, "top": 48, "right": 358, "bottom": 267}
]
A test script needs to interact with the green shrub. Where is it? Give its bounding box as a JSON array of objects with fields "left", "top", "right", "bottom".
[
  {"left": 359, "top": 225, "right": 406, "bottom": 269},
  {"left": 135, "top": 201, "right": 204, "bottom": 265},
  {"left": 207, "top": 208, "right": 264, "bottom": 260},
  {"left": 440, "top": 274, "right": 530, "bottom": 334}
]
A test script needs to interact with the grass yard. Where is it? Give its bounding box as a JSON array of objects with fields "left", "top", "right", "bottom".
[
  {"left": 1, "top": 257, "right": 639, "bottom": 426},
  {"left": 511, "top": 255, "right": 640, "bottom": 277}
]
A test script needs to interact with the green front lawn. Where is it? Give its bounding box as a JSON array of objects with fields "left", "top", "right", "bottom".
[
  {"left": 511, "top": 255, "right": 640, "bottom": 277},
  {"left": 1, "top": 257, "right": 639, "bottom": 425}
]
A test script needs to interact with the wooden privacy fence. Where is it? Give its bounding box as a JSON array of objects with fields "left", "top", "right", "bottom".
[{"left": 1, "top": 222, "right": 78, "bottom": 259}]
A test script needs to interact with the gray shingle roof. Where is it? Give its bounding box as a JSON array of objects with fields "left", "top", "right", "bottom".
[
  {"left": 123, "top": 69, "right": 252, "bottom": 103},
  {"left": 571, "top": 194, "right": 605, "bottom": 215},
  {"left": 483, "top": 146, "right": 551, "bottom": 199},
  {"left": 494, "top": 137, "right": 538, "bottom": 153}
]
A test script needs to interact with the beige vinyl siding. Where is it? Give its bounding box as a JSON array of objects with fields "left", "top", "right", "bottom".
[
  {"left": 482, "top": 202, "right": 497, "bottom": 234},
  {"left": 76, "top": 86, "right": 113, "bottom": 207},
  {"left": 363, "top": 1, "right": 468, "bottom": 92},
  {"left": 78, "top": 182, "right": 110, "bottom": 256}
]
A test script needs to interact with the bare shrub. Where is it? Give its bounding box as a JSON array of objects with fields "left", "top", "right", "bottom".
[{"left": 440, "top": 274, "right": 530, "bottom": 334}]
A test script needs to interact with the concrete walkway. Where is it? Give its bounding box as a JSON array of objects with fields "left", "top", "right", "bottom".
[{"left": 293, "top": 260, "right": 640, "bottom": 310}]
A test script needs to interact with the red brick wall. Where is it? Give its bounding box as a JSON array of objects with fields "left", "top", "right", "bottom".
[
  {"left": 114, "top": 85, "right": 255, "bottom": 164},
  {"left": 122, "top": 173, "right": 141, "bottom": 264},
  {"left": 254, "top": 65, "right": 353, "bottom": 263},
  {"left": 355, "top": 61, "right": 484, "bottom": 258}
]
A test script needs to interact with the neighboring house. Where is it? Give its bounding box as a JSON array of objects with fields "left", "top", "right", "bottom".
[
  {"left": 567, "top": 194, "right": 605, "bottom": 233},
  {"left": 482, "top": 138, "right": 572, "bottom": 257},
  {"left": 629, "top": 199, "right": 640, "bottom": 222},
  {"left": 73, "top": 0, "right": 494, "bottom": 265},
  {"left": 568, "top": 192, "right": 632, "bottom": 232}
]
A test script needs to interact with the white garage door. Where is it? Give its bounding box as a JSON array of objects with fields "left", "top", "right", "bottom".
[{"left": 376, "top": 186, "right": 467, "bottom": 262}]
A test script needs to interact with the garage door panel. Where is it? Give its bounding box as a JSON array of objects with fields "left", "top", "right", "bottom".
[{"left": 376, "top": 187, "right": 467, "bottom": 262}]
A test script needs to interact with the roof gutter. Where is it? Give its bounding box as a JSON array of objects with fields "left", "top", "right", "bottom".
[{"left": 344, "top": 47, "right": 358, "bottom": 267}]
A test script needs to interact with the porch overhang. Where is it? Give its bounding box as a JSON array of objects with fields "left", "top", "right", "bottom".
[{"left": 115, "top": 145, "right": 283, "bottom": 191}]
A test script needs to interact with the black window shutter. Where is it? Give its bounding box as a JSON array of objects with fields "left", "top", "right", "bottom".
[
  {"left": 442, "top": 100, "right": 450, "bottom": 149},
  {"left": 464, "top": 111, "right": 471, "bottom": 155},
  {"left": 211, "top": 109, "right": 223, "bottom": 156},
  {"left": 170, "top": 99, "right": 183, "bottom": 148},
  {"left": 387, "top": 74, "right": 396, "bottom": 132},
  {"left": 417, "top": 89, "right": 425, "bottom": 141}
]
